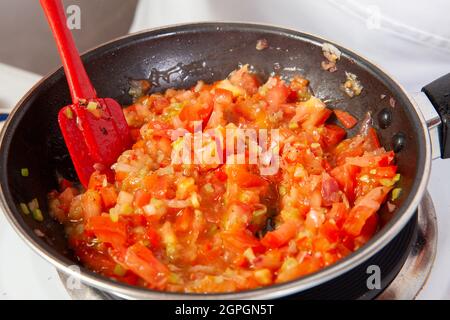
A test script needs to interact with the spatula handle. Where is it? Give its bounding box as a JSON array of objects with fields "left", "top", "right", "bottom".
[{"left": 40, "top": 0, "right": 96, "bottom": 103}]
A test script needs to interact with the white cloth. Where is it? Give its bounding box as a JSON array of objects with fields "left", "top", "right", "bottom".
[{"left": 130, "top": 0, "right": 450, "bottom": 92}]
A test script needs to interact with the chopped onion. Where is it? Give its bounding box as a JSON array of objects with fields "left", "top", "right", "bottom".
[
  {"left": 117, "top": 191, "right": 133, "bottom": 205},
  {"left": 112, "top": 163, "right": 134, "bottom": 173},
  {"left": 156, "top": 166, "right": 174, "bottom": 176},
  {"left": 166, "top": 199, "right": 191, "bottom": 208}
]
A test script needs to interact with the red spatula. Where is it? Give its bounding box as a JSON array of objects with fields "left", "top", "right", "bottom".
[{"left": 40, "top": 0, "right": 131, "bottom": 187}]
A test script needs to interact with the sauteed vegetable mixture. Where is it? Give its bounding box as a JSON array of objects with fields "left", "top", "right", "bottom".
[{"left": 47, "top": 66, "right": 400, "bottom": 292}]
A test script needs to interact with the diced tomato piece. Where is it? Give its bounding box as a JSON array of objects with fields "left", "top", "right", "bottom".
[
  {"left": 81, "top": 189, "right": 102, "bottom": 219},
  {"left": 153, "top": 96, "right": 170, "bottom": 113},
  {"left": 133, "top": 189, "right": 151, "bottom": 207},
  {"left": 261, "top": 221, "right": 299, "bottom": 248},
  {"left": 88, "top": 171, "right": 107, "bottom": 190},
  {"left": 321, "top": 173, "right": 341, "bottom": 205},
  {"left": 124, "top": 243, "right": 169, "bottom": 289},
  {"left": 364, "top": 127, "right": 381, "bottom": 150},
  {"left": 227, "top": 165, "right": 268, "bottom": 188},
  {"left": 179, "top": 91, "right": 213, "bottom": 130},
  {"left": 143, "top": 174, "right": 175, "bottom": 199},
  {"left": 74, "top": 245, "right": 117, "bottom": 276},
  {"left": 372, "top": 166, "right": 397, "bottom": 178},
  {"left": 326, "top": 203, "right": 349, "bottom": 228},
  {"left": 334, "top": 109, "right": 358, "bottom": 129},
  {"left": 221, "top": 230, "right": 263, "bottom": 253},
  {"left": 276, "top": 254, "right": 323, "bottom": 283},
  {"left": 229, "top": 68, "right": 260, "bottom": 95},
  {"left": 343, "top": 186, "right": 391, "bottom": 236},
  {"left": 330, "top": 164, "right": 360, "bottom": 203},
  {"left": 146, "top": 227, "right": 161, "bottom": 249},
  {"left": 322, "top": 124, "right": 346, "bottom": 148},
  {"left": 266, "top": 80, "right": 290, "bottom": 108},
  {"left": 214, "top": 167, "right": 228, "bottom": 182},
  {"left": 100, "top": 186, "right": 118, "bottom": 209},
  {"left": 175, "top": 207, "right": 194, "bottom": 233},
  {"left": 346, "top": 151, "right": 395, "bottom": 168},
  {"left": 303, "top": 108, "right": 332, "bottom": 130},
  {"left": 214, "top": 88, "right": 234, "bottom": 105},
  {"left": 58, "top": 187, "right": 78, "bottom": 212},
  {"left": 86, "top": 215, "right": 128, "bottom": 248}
]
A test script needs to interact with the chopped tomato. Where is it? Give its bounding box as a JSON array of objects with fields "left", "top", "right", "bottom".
[
  {"left": 343, "top": 186, "right": 391, "bottom": 236},
  {"left": 124, "top": 243, "right": 169, "bottom": 289},
  {"left": 143, "top": 174, "right": 175, "bottom": 199},
  {"left": 364, "top": 127, "right": 381, "bottom": 150},
  {"left": 372, "top": 166, "right": 398, "bottom": 178},
  {"left": 100, "top": 186, "right": 118, "bottom": 209},
  {"left": 179, "top": 91, "right": 213, "bottom": 130},
  {"left": 265, "top": 79, "right": 290, "bottom": 108},
  {"left": 322, "top": 124, "right": 346, "bottom": 148},
  {"left": 330, "top": 164, "right": 360, "bottom": 203},
  {"left": 86, "top": 215, "right": 128, "bottom": 248},
  {"left": 334, "top": 109, "right": 358, "bottom": 129},
  {"left": 133, "top": 189, "right": 151, "bottom": 207},
  {"left": 261, "top": 221, "right": 299, "bottom": 248}
]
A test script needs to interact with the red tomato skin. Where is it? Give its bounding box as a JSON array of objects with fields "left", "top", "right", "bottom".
[
  {"left": 334, "top": 109, "right": 358, "bottom": 129},
  {"left": 133, "top": 189, "right": 151, "bottom": 207},
  {"left": 124, "top": 243, "right": 169, "bottom": 289},
  {"left": 266, "top": 81, "right": 290, "bottom": 108},
  {"left": 322, "top": 124, "right": 347, "bottom": 148},
  {"left": 343, "top": 186, "right": 391, "bottom": 236},
  {"left": 261, "top": 221, "right": 299, "bottom": 248},
  {"left": 100, "top": 186, "right": 118, "bottom": 209},
  {"left": 86, "top": 216, "right": 128, "bottom": 249}
]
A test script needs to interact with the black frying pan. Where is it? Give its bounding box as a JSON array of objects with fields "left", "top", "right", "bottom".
[{"left": 0, "top": 23, "right": 448, "bottom": 299}]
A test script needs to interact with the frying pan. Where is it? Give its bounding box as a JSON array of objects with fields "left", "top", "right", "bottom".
[{"left": 0, "top": 23, "right": 448, "bottom": 299}]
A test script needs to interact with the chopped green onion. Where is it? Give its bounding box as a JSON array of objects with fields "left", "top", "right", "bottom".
[
  {"left": 380, "top": 174, "right": 401, "bottom": 187},
  {"left": 121, "top": 203, "right": 133, "bottom": 215},
  {"left": 20, "top": 203, "right": 30, "bottom": 215},
  {"left": 168, "top": 272, "right": 182, "bottom": 284},
  {"left": 21, "top": 168, "right": 29, "bottom": 177},
  {"left": 86, "top": 101, "right": 98, "bottom": 111},
  {"left": 279, "top": 185, "right": 287, "bottom": 196},
  {"left": 32, "top": 208, "right": 44, "bottom": 222},
  {"left": 113, "top": 264, "right": 127, "bottom": 277},
  {"left": 86, "top": 101, "right": 101, "bottom": 118},
  {"left": 190, "top": 192, "right": 200, "bottom": 209},
  {"left": 243, "top": 247, "right": 256, "bottom": 262},
  {"left": 203, "top": 183, "right": 214, "bottom": 193},
  {"left": 391, "top": 188, "right": 402, "bottom": 201},
  {"left": 64, "top": 107, "right": 73, "bottom": 119},
  {"left": 289, "top": 122, "right": 299, "bottom": 129},
  {"left": 109, "top": 208, "right": 119, "bottom": 222},
  {"left": 380, "top": 178, "right": 395, "bottom": 187}
]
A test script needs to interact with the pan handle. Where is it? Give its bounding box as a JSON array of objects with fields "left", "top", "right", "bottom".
[{"left": 422, "top": 73, "right": 450, "bottom": 159}]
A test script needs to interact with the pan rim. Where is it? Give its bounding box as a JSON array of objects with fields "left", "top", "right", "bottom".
[{"left": 0, "top": 21, "right": 431, "bottom": 299}]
